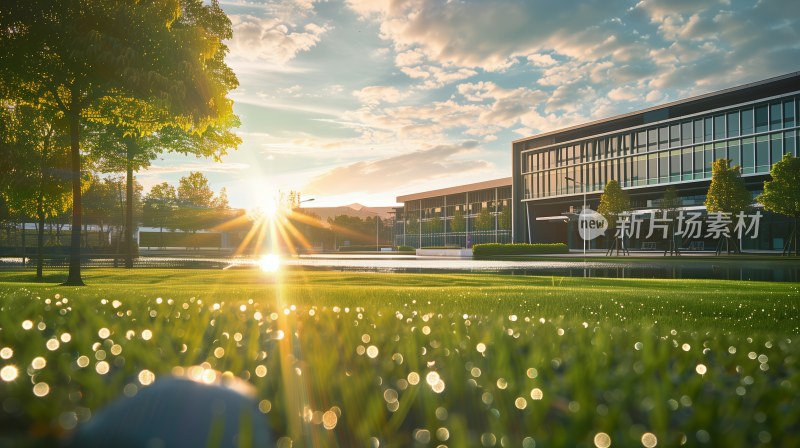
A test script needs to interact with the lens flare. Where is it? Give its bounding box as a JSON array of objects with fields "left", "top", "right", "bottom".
[{"left": 260, "top": 254, "right": 281, "bottom": 273}]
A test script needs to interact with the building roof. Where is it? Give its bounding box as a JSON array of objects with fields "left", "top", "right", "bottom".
[
  {"left": 513, "top": 71, "right": 800, "bottom": 150},
  {"left": 397, "top": 177, "right": 512, "bottom": 203}
]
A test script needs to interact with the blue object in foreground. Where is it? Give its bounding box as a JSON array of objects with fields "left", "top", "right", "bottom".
[{"left": 69, "top": 376, "right": 273, "bottom": 448}]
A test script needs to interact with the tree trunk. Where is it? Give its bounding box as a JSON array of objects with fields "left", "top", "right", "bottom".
[
  {"left": 124, "top": 139, "right": 135, "bottom": 269},
  {"left": 36, "top": 128, "right": 52, "bottom": 281},
  {"left": 63, "top": 104, "right": 85, "bottom": 286},
  {"left": 21, "top": 220, "right": 26, "bottom": 267},
  {"left": 37, "top": 210, "right": 45, "bottom": 280}
]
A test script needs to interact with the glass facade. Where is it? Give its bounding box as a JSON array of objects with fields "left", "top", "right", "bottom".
[
  {"left": 520, "top": 94, "right": 799, "bottom": 200},
  {"left": 395, "top": 185, "right": 512, "bottom": 248}
]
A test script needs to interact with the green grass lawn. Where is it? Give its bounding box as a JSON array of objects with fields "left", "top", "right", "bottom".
[{"left": 0, "top": 269, "right": 798, "bottom": 447}]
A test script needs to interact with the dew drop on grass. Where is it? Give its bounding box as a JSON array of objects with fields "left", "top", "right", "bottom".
[
  {"left": 641, "top": 432, "right": 658, "bottom": 447},
  {"left": 322, "top": 410, "right": 338, "bottom": 430},
  {"left": 515, "top": 397, "right": 527, "bottom": 409},
  {"left": 96, "top": 361, "right": 110, "bottom": 375},
  {"left": 530, "top": 388, "right": 543, "bottom": 400},
  {"left": 593, "top": 432, "right": 611, "bottom": 448},
  {"left": 0, "top": 348, "right": 12, "bottom": 359},
  {"left": 522, "top": 437, "right": 536, "bottom": 448},
  {"left": 33, "top": 382, "right": 50, "bottom": 397},
  {"left": 76, "top": 356, "right": 89, "bottom": 368},
  {"left": 21, "top": 320, "right": 33, "bottom": 330},
  {"left": 141, "top": 330, "right": 153, "bottom": 341},
  {"left": 695, "top": 364, "right": 707, "bottom": 375},
  {"left": 31, "top": 357, "right": 46, "bottom": 370},
  {"left": 1, "top": 365, "right": 18, "bottom": 382},
  {"left": 46, "top": 339, "right": 59, "bottom": 351},
  {"left": 138, "top": 370, "right": 155, "bottom": 386}
]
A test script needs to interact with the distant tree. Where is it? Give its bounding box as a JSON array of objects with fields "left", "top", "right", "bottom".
[
  {"left": 407, "top": 214, "right": 419, "bottom": 235},
  {"left": 475, "top": 207, "right": 493, "bottom": 231},
  {"left": 143, "top": 183, "right": 178, "bottom": 248},
  {"left": 658, "top": 186, "right": 682, "bottom": 256},
  {"left": 498, "top": 206, "right": 512, "bottom": 231},
  {"left": 597, "top": 180, "right": 630, "bottom": 255},
  {"left": 450, "top": 209, "right": 466, "bottom": 233},
  {"left": 178, "top": 172, "right": 215, "bottom": 209},
  {"left": 705, "top": 159, "right": 751, "bottom": 255},
  {"left": 757, "top": 154, "right": 800, "bottom": 256}
]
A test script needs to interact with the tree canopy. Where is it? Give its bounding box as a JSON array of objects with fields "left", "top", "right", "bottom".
[
  {"left": 597, "top": 180, "right": 630, "bottom": 225},
  {"left": 757, "top": 154, "right": 800, "bottom": 255},
  {"left": 705, "top": 159, "right": 751, "bottom": 214}
]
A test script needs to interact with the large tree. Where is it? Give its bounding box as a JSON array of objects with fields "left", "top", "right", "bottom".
[
  {"left": 0, "top": 102, "right": 72, "bottom": 279},
  {"left": 705, "top": 158, "right": 751, "bottom": 255},
  {"left": 757, "top": 154, "right": 800, "bottom": 256},
  {"left": 597, "top": 180, "right": 630, "bottom": 255},
  {"left": 0, "top": 0, "right": 237, "bottom": 285}
]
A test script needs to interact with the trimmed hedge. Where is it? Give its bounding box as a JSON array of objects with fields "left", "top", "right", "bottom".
[
  {"left": 420, "top": 246, "right": 462, "bottom": 249},
  {"left": 397, "top": 245, "right": 415, "bottom": 252},
  {"left": 473, "top": 243, "right": 569, "bottom": 258}
]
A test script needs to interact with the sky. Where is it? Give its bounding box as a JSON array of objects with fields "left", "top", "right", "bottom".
[{"left": 136, "top": 0, "right": 800, "bottom": 209}]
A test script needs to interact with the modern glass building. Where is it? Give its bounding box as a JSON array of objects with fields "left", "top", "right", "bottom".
[
  {"left": 395, "top": 178, "right": 512, "bottom": 248},
  {"left": 512, "top": 72, "right": 800, "bottom": 251}
]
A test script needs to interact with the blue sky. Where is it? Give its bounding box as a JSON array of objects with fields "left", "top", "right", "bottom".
[{"left": 137, "top": 0, "right": 799, "bottom": 209}]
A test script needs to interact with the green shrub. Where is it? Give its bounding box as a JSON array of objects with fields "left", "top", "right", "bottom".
[
  {"left": 420, "top": 246, "right": 462, "bottom": 249},
  {"left": 472, "top": 242, "right": 568, "bottom": 258},
  {"left": 397, "top": 245, "right": 415, "bottom": 252}
]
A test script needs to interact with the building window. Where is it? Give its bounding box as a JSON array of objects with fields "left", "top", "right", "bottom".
[
  {"left": 728, "top": 139, "right": 740, "bottom": 169},
  {"left": 693, "top": 146, "right": 704, "bottom": 178},
  {"left": 784, "top": 99, "right": 796, "bottom": 128},
  {"left": 648, "top": 153, "right": 658, "bottom": 185},
  {"left": 742, "top": 137, "right": 755, "bottom": 174},
  {"left": 648, "top": 129, "right": 658, "bottom": 152},
  {"left": 770, "top": 102, "right": 782, "bottom": 130},
  {"left": 658, "top": 126, "right": 669, "bottom": 150},
  {"left": 681, "top": 122, "right": 692, "bottom": 146},
  {"left": 634, "top": 155, "right": 646, "bottom": 186},
  {"left": 771, "top": 133, "right": 783, "bottom": 166},
  {"left": 704, "top": 144, "right": 713, "bottom": 178},
  {"left": 714, "top": 115, "right": 725, "bottom": 140},
  {"left": 635, "top": 131, "right": 647, "bottom": 153},
  {"left": 682, "top": 148, "right": 693, "bottom": 180},
  {"left": 694, "top": 119, "right": 704, "bottom": 143},
  {"left": 659, "top": 151, "right": 669, "bottom": 183},
  {"left": 670, "top": 149, "right": 680, "bottom": 182},
  {"left": 727, "top": 111, "right": 740, "bottom": 138},
  {"left": 741, "top": 108, "right": 754, "bottom": 135},
  {"left": 786, "top": 131, "right": 797, "bottom": 157},
  {"left": 756, "top": 135, "right": 769, "bottom": 173},
  {"left": 670, "top": 124, "right": 680, "bottom": 148},
  {"left": 755, "top": 105, "right": 768, "bottom": 133},
  {"left": 704, "top": 117, "right": 713, "bottom": 142},
  {"left": 714, "top": 142, "right": 727, "bottom": 163}
]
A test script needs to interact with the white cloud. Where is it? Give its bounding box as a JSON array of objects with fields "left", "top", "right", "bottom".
[
  {"left": 353, "top": 86, "right": 411, "bottom": 105},
  {"left": 227, "top": 14, "right": 330, "bottom": 65}
]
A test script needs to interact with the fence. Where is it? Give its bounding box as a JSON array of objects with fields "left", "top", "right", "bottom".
[{"left": 394, "top": 230, "right": 512, "bottom": 249}]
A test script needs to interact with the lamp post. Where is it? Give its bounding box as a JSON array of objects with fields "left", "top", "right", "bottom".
[{"left": 564, "top": 176, "right": 586, "bottom": 256}]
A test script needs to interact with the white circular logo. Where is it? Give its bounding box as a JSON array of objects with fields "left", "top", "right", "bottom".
[{"left": 578, "top": 208, "right": 608, "bottom": 240}]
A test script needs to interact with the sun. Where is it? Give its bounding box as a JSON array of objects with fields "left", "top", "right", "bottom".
[{"left": 259, "top": 254, "right": 281, "bottom": 272}]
